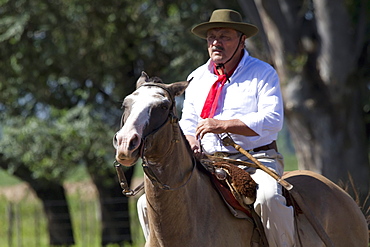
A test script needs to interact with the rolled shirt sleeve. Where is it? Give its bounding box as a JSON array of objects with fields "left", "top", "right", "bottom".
[{"left": 238, "top": 69, "right": 283, "bottom": 137}]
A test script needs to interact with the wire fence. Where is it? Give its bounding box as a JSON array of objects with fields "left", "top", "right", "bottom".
[{"left": 0, "top": 185, "right": 144, "bottom": 247}]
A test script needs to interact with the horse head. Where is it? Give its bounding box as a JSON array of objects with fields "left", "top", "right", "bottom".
[{"left": 113, "top": 71, "right": 190, "bottom": 166}]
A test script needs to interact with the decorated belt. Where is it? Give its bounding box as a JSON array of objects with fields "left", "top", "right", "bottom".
[{"left": 213, "top": 140, "right": 277, "bottom": 157}]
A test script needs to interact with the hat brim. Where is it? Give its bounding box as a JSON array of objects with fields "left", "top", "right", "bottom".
[{"left": 191, "top": 22, "right": 258, "bottom": 39}]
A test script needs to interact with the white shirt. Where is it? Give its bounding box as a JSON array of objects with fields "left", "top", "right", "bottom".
[{"left": 179, "top": 50, "right": 284, "bottom": 154}]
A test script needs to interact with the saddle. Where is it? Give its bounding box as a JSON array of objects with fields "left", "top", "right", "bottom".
[{"left": 199, "top": 158, "right": 302, "bottom": 247}]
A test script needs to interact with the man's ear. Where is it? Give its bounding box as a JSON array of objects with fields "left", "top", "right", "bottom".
[{"left": 240, "top": 35, "right": 246, "bottom": 48}]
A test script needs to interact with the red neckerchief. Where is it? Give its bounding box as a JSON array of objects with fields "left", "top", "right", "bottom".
[{"left": 200, "top": 63, "right": 238, "bottom": 119}]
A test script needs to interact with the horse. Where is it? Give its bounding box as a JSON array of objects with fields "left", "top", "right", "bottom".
[{"left": 113, "top": 72, "right": 368, "bottom": 247}]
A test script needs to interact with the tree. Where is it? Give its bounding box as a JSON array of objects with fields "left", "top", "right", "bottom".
[{"left": 0, "top": 106, "right": 119, "bottom": 245}]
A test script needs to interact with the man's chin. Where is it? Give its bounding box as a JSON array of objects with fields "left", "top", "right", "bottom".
[{"left": 212, "top": 56, "right": 226, "bottom": 64}]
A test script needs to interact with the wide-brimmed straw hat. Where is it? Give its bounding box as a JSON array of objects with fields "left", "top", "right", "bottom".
[{"left": 191, "top": 9, "right": 258, "bottom": 39}]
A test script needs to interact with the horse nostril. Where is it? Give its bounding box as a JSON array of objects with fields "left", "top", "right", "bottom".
[
  {"left": 128, "top": 134, "right": 141, "bottom": 151},
  {"left": 113, "top": 133, "right": 118, "bottom": 149}
]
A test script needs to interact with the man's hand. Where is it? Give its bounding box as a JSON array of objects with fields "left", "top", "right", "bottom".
[
  {"left": 195, "top": 118, "right": 226, "bottom": 139},
  {"left": 195, "top": 118, "right": 258, "bottom": 139},
  {"left": 185, "top": 135, "right": 203, "bottom": 159},
  {"left": 185, "top": 119, "right": 257, "bottom": 159}
]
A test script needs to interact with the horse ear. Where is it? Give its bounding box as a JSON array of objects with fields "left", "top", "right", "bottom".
[
  {"left": 136, "top": 71, "right": 149, "bottom": 88},
  {"left": 168, "top": 78, "right": 192, "bottom": 97}
]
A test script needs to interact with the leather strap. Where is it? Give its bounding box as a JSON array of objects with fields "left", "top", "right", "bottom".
[
  {"left": 253, "top": 140, "right": 277, "bottom": 152},
  {"left": 213, "top": 141, "right": 278, "bottom": 158}
]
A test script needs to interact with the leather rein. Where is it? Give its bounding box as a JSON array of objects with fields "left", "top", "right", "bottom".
[{"left": 115, "top": 83, "right": 196, "bottom": 196}]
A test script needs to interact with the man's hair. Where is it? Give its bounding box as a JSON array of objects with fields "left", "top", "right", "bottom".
[{"left": 236, "top": 31, "right": 247, "bottom": 49}]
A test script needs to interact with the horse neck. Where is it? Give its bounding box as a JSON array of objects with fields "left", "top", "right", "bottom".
[
  {"left": 143, "top": 122, "right": 195, "bottom": 194},
  {"left": 143, "top": 124, "right": 254, "bottom": 246},
  {"left": 144, "top": 128, "right": 202, "bottom": 245}
]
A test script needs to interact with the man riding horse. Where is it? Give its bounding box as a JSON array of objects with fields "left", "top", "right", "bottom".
[
  {"left": 134, "top": 9, "right": 295, "bottom": 246},
  {"left": 178, "top": 9, "right": 295, "bottom": 246}
]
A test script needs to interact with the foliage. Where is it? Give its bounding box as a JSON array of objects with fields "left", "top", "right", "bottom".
[
  {"left": 0, "top": 106, "right": 115, "bottom": 181},
  {"left": 0, "top": 0, "right": 213, "bottom": 183},
  {"left": 0, "top": 0, "right": 210, "bottom": 114}
]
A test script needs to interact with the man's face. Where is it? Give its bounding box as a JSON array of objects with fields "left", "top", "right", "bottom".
[{"left": 206, "top": 28, "right": 244, "bottom": 64}]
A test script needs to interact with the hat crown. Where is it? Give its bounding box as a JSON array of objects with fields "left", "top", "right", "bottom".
[
  {"left": 209, "top": 9, "right": 243, "bottom": 23},
  {"left": 191, "top": 9, "right": 258, "bottom": 39}
]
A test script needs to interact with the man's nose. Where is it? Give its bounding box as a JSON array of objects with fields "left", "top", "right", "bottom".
[{"left": 212, "top": 39, "right": 221, "bottom": 45}]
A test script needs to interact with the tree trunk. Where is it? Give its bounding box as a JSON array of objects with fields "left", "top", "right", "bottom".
[
  {"left": 0, "top": 156, "right": 75, "bottom": 245},
  {"left": 87, "top": 162, "right": 134, "bottom": 246},
  {"left": 284, "top": 61, "right": 370, "bottom": 204},
  {"left": 34, "top": 181, "right": 75, "bottom": 245}
]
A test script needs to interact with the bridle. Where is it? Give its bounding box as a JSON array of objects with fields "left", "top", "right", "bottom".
[{"left": 115, "top": 83, "right": 196, "bottom": 196}]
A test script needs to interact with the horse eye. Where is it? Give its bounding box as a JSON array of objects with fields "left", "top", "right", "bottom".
[{"left": 162, "top": 105, "right": 168, "bottom": 110}]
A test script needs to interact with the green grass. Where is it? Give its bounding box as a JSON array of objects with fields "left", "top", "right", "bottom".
[
  {"left": 0, "top": 196, "right": 49, "bottom": 247},
  {"left": 283, "top": 154, "right": 298, "bottom": 171},
  {"left": 67, "top": 193, "right": 145, "bottom": 247},
  {"left": 0, "top": 169, "right": 21, "bottom": 186}
]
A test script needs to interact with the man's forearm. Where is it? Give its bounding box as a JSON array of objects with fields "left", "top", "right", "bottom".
[{"left": 195, "top": 118, "right": 258, "bottom": 139}]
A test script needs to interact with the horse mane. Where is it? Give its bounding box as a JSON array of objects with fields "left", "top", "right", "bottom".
[
  {"left": 147, "top": 76, "right": 163, "bottom": 84},
  {"left": 177, "top": 124, "right": 196, "bottom": 159}
]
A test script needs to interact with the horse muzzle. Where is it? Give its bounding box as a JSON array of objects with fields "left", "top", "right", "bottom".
[
  {"left": 115, "top": 155, "right": 137, "bottom": 167},
  {"left": 113, "top": 132, "right": 142, "bottom": 167}
]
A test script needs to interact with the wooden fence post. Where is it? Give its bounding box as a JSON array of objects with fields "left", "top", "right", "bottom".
[{"left": 7, "top": 202, "right": 14, "bottom": 247}]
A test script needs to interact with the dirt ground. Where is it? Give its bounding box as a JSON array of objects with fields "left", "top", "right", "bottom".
[
  {"left": 0, "top": 178, "right": 144, "bottom": 202},
  {"left": 0, "top": 180, "right": 98, "bottom": 202}
]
